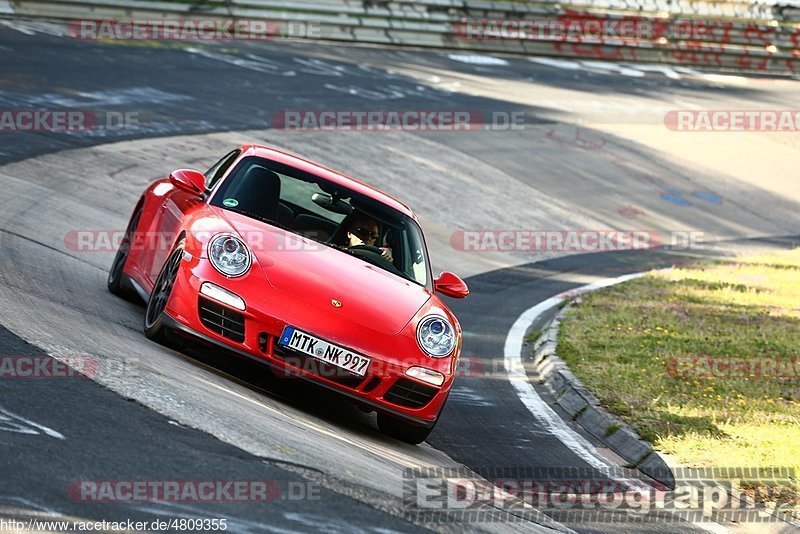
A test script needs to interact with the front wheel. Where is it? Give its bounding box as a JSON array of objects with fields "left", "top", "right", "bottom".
[
  {"left": 144, "top": 241, "right": 184, "bottom": 343},
  {"left": 377, "top": 413, "right": 435, "bottom": 445}
]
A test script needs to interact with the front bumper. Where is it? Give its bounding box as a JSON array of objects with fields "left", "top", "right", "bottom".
[{"left": 162, "top": 260, "right": 454, "bottom": 427}]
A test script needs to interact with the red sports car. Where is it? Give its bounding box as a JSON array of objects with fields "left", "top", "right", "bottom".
[{"left": 107, "top": 144, "right": 469, "bottom": 443}]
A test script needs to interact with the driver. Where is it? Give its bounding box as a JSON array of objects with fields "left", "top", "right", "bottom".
[{"left": 346, "top": 215, "right": 393, "bottom": 262}]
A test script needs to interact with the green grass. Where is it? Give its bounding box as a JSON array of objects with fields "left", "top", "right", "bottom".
[
  {"left": 556, "top": 248, "right": 800, "bottom": 509},
  {"left": 525, "top": 328, "right": 543, "bottom": 345}
]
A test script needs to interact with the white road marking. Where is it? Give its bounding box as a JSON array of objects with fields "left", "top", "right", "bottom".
[
  {"left": 321, "top": 83, "right": 397, "bottom": 100},
  {"left": 75, "top": 87, "right": 190, "bottom": 106},
  {"left": 701, "top": 74, "right": 749, "bottom": 86},
  {"left": 0, "top": 496, "right": 62, "bottom": 515},
  {"left": 504, "top": 273, "right": 644, "bottom": 471},
  {"left": 533, "top": 57, "right": 650, "bottom": 77},
  {"left": 14, "top": 87, "right": 189, "bottom": 108},
  {"left": 0, "top": 406, "right": 65, "bottom": 439},
  {"left": 580, "top": 61, "right": 646, "bottom": 77},
  {"left": 634, "top": 64, "right": 683, "bottom": 80},
  {"left": 448, "top": 385, "right": 493, "bottom": 407},
  {"left": 321, "top": 82, "right": 447, "bottom": 101},
  {"left": 293, "top": 57, "right": 346, "bottom": 77},
  {"left": 504, "top": 272, "right": 732, "bottom": 533},
  {"left": 529, "top": 57, "right": 582, "bottom": 70},
  {"left": 0, "top": 20, "right": 67, "bottom": 37},
  {"left": 0, "top": 20, "right": 33, "bottom": 34},
  {"left": 529, "top": 57, "right": 713, "bottom": 81},
  {"left": 447, "top": 54, "right": 509, "bottom": 66},
  {"left": 185, "top": 48, "right": 297, "bottom": 77}
]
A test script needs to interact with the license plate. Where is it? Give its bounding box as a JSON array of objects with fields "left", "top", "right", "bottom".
[{"left": 278, "top": 326, "right": 371, "bottom": 377}]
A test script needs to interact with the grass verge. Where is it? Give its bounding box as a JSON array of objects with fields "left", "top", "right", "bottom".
[{"left": 556, "top": 248, "right": 800, "bottom": 511}]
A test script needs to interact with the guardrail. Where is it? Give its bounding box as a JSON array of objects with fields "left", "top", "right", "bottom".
[{"left": 6, "top": 0, "right": 800, "bottom": 74}]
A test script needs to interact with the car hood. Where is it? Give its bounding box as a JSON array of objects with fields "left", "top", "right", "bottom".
[{"left": 217, "top": 209, "right": 431, "bottom": 336}]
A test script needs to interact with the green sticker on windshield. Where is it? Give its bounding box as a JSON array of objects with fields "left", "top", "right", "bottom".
[{"left": 223, "top": 198, "right": 239, "bottom": 208}]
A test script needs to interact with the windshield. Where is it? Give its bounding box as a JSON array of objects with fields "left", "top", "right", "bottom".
[{"left": 209, "top": 156, "right": 430, "bottom": 288}]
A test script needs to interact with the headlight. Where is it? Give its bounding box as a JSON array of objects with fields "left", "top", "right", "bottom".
[
  {"left": 417, "top": 315, "right": 455, "bottom": 357},
  {"left": 208, "top": 234, "right": 251, "bottom": 277}
]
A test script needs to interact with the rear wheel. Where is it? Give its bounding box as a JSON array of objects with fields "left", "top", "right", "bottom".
[
  {"left": 377, "top": 413, "right": 435, "bottom": 445},
  {"left": 107, "top": 205, "right": 142, "bottom": 299},
  {"left": 144, "top": 241, "right": 184, "bottom": 343}
]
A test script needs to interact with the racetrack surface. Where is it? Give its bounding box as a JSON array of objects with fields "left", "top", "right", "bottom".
[{"left": 2, "top": 18, "right": 800, "bottom": 533}]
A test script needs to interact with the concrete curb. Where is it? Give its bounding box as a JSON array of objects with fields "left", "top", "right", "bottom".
[{"left": 530, "top": 298, "right": 676, "bottom": 489}]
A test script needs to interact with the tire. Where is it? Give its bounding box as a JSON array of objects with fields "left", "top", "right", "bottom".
[
  {"left": 377, "top": 412, "right": 435, "bottom": 445},
  {"left": 107, "top": 205, "right": 142, "bottom": 299},
  {"left": 144, "top": 241, "right": 184, "bottom": 343}
]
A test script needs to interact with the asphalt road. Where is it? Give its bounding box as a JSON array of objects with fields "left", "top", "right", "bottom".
[
  {"left": 1, "top": 18, "right": 800, "bottom": 534},
  {"left": 0, "top": 326, "right": 421, "bottom": 533}
]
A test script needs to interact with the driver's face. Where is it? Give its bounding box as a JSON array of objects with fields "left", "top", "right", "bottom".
[{"left": 350, "top": 221, "right": 380, "bottom": 246}]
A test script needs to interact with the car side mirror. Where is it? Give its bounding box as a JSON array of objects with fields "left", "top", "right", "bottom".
[
  {"left": 434, "top": 271, "right": 469, "bottom": 299},
  {"left": 169, "top": 169, "right": 207, "bottom": 197}
]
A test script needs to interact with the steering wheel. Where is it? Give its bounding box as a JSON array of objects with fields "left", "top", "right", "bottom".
[
  {"left": 350, "top": 244, "right": 383, "bottom": 255},
  {"left": 348, "top": 245, "right": 405, "bottom": 277}
]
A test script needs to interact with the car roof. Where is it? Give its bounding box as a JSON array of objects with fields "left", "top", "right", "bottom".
[{"left": 242, "top": 144, "right": 417, "bottom": 220}]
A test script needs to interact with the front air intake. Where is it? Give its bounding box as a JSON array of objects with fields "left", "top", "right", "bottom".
[
  {"left": 384, "top": 378, "right": 438, "bottom": 409},
  {"left": 199, "top": 297, "right": 245, "bottom": 343}
]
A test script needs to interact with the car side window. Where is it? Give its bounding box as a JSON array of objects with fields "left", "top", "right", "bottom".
[{"left": 205, "top": 150, "right": 241, "bottom": 189}]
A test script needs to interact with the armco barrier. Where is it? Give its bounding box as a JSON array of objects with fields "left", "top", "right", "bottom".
[{"left": 5, "top": 0, "right": 800, "bottom": 74}]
